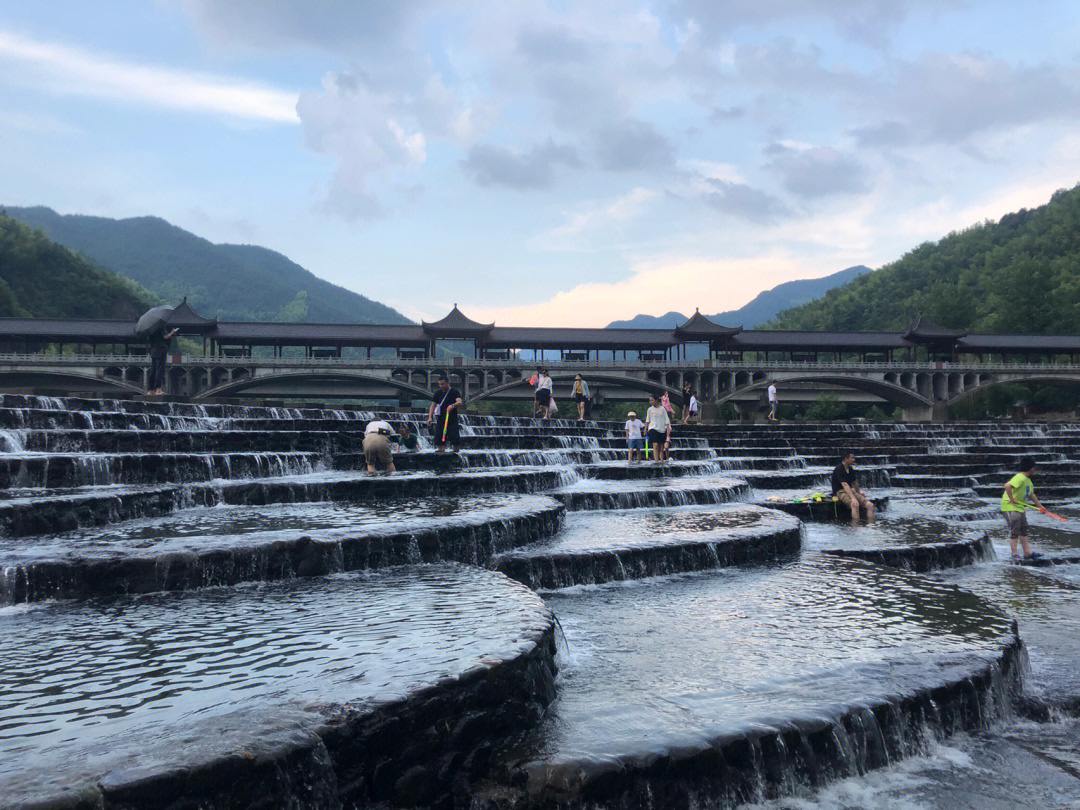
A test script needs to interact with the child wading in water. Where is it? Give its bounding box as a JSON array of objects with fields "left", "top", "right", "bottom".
[{"left": 1001, "top": 455, "right": 1046, "bottom": 562}]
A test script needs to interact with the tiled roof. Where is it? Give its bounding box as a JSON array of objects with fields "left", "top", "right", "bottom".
[
  {"left": 902, "top": 315, "right": 967, "bottom": 341},
  {"left": 674, "top": 310, "right": 742, "bottom": 337},
  {"left": 421, "top": 305, "right": 494, "bottom": 335}
]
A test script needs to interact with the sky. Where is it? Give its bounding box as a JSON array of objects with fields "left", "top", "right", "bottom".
[{"left": 1, "top": 2, "right": 1079, "bottom": 326}]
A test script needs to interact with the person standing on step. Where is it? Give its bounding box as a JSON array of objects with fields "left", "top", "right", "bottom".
[
  {"left": 767, "top": 381, "right": 779, "bottom": 422},
  {"left": 572, "top": 374, "right": 591, "bottom": 421},
  {"left": 147, "top": 326, "right": 178, "bottom": 396},
  {"left": 535, "top": 368, "right": 553, "bottom": 420},
  {"left": 645, "top": 393, "right": 671, "bottom": 463},
  {"left": 687, "top": 391, "right": 700, "bottom": 424},
  {"left": 625, "top": 410, "right": 645, "bottom": 463},
  {"left": 679, "top": 386, "right": 691, "bottom": 423},
  {"left": 427, "top": 376, "right": 463, "bottom": 453},
  {"left": 363, "top": 418, "right": 397, "bottom": 473},
  {"left": 832, "top": 451, "right": 875, "bottom": 522},
  {"left": 1001, "top": 456, "right": 1046, "bottom": 562}
]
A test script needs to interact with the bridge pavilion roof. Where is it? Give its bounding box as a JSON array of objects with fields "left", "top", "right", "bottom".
[
  {"left": 166, "top": 298, "right": 217, "bottom": 333},
  {"left": 421, "top": 305, "right": 494, "bottom": 338},
  {"left": 674, "top": 310, "right": 742, "bottom": 340},
  {"left": 901, "top": 315, "right": 967, "bottom": 346}
]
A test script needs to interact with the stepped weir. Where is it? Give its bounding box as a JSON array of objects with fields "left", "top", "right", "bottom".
[{"left": 1, "top": 395, "right": 1079, "bottom": 808}]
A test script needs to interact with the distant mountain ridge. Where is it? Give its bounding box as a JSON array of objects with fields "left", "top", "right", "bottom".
[
  {"left": 606, "top": 265, "right": 872, "bottom": 330},
  {"left": 4, "top": 206, "right": 411, "bottom": 325}
]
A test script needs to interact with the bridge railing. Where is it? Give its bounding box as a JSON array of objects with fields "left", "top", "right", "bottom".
[{"left": 3, "top": 353, "right": 1080, "bottom": 373}]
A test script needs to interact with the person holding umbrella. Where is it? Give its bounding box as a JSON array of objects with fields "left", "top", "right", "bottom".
[
  {"left": 148, "top": 326, "right": 178, "bottom": 396},
  {"left": 136, "top": 305, "right": 178, "bottom": 396}
]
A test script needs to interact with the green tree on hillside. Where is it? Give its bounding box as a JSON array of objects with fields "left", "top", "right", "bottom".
[
  {"left": 0, "top": 214, "right": 158, "bottom": 319},
  {"left": 770, "top": 184, "right": 1080, "bottom": 334}
]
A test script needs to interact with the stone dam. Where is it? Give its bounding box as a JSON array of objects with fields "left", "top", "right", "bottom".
[{"left": 1, "top": 395, "right": 1079, "bottom": 809}]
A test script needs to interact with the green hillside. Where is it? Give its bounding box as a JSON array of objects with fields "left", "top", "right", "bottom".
[
  {"left": 5, "top": 206, "right": 411, "bottom": 325},
  {"left": 770, "top": 184, "right": 1080, "bottom": 334},
  {"left": 0, "top": 212, "right": 158, "bottom": 319}
]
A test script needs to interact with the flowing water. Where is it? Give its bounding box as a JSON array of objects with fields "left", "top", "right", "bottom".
[{"left": 0, "top": 397, "right": 1078, "bottom": 808}]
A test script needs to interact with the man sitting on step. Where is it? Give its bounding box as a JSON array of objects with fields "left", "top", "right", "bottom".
[{"left": 832, "top": 451, "right": 875, "bottom": 522}]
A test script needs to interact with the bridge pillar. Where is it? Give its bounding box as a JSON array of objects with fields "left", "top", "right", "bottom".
[
  {"left": 733, "top": 401, "right": 759, "bottom": 423},
  {"left": 900, "top": 405, "right": 931, "bottom": 423}
]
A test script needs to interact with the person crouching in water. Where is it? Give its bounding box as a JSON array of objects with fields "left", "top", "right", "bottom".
[
  {"left": 1001, "top": 456, "right": 1046, "bottom": 562},
  {"left": 396, "top": 422, "right": 419, "bottom": 452},
  {"left": 363, "top": 418, "right": 397, "bottom": 473},
  {"left": 625, "top": 410, "right": 644, "bottom": 462},
  {"left": 832, "top": 451, "right": 875, "bottom": 522},
  {"left": 645, "top": 394, "right": 671, "bottom": 463}
]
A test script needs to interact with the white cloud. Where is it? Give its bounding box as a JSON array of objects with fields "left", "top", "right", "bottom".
[
  {"left": 535, "top": 187, "right": 658, "bottom": 248},
  {"left": 471, "top": 253, "right": 820, "bottom": 327},
  {"left": 0, "top": 30, "right": 298, "bottom": 123}
]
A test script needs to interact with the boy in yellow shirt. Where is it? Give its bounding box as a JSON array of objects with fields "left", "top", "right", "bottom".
[{"left": 1001, "top": 456, "right": 1046, "bottom": 562}]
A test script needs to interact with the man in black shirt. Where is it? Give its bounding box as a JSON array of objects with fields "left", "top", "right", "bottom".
[
  {"left": 427, "top": 377, "right": 463, "bottom": 453},
  {"left": 832, "top": 451, "right": 875, "bottom": 522}
]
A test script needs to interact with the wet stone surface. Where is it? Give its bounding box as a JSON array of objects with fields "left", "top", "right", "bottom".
[
  {"left": 503, "top": 555, "right": 1018, "bottom": 806},
  {"left": 553, "top": 474, "right": 750, "bottom": 510},
  {"left": 0, "top": 563, "right": 555, "bottom": 808},
  {"left": 494, "top": 504, "right": 802, "bottom": 588}
]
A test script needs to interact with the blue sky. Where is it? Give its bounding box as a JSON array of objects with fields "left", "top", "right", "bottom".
[{"left": 2, "top": 1, "right": 1079, "bottom": 326}]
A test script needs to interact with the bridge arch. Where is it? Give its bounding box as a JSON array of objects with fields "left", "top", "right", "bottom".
[
  {"left": 195, "top": 370, "right": 431, "bottom": 401},
  {"left": 0, "top": 369, "right": 145, "bottom": 396},
  {"left": 946, "top": 374, "right": 1080, "bottom": 407},
  {"left": 718, "top": 374, "right": 931, "bottom": 410}
]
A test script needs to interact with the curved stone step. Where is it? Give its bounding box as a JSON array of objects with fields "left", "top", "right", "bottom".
[
  {"left": 205, "top": 468, "right": 574, "bottom": 507},
  {"left": 493, "top": 504, "right": 801, "bottom": 589},
  {"left": 553, "top": 475, "right": 750, "bottom": 511},
  {"left": 0, "top": 564, "right": 556, "bottom": 810},
  {"left": 0, "top": 494, "right": 564, "bottom": 604},
  {"left": 484, "top": 556, "right": 1022, "bottom": 810},
  {"left": 808, "top": 517, "right": 996, "bottom": 572}
]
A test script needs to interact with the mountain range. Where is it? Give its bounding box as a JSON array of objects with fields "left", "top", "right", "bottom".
[
  {"left": 606, "top": 265, "right": 872, "bottom": 330},
  {"left": 3, "top": 206, "right": 410, "bottom": 325},
  {"left": 0, "top": 213, "right": 157, "bottom": 320}
]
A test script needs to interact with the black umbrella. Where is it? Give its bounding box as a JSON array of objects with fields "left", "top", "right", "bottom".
[{"left": 135, "top": 305, "right": 173, "bottom": 338}]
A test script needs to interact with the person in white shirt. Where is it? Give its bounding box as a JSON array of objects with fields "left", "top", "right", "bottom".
[
  {"left": 363, "top": 419, "right": 398, "bottom": 473},
  {"left": 767, "top": 382, "right": 779, "bottom": 422},
  {"left": 645, "top": 394, "right": 671, "bottom": 463},
  {"left": 535, "top": 369, "right": 553, "bottom": 419},
  {"left": 688, "top": 393, "right": 700, "bottom": 424},
  {"left": 624, "top": 410, "right": 645, "bottom": 462}
]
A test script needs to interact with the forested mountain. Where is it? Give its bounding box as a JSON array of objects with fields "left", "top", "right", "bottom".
[
  {"left": 4, "top": 206, "right": 410, "bottom": 324},
  {"left": 607, "top": 265, "right": 871, "bottom": 329},
  {"left": 0, "top": 213, "right": 158, "bottom": 319},
  {"left": 770, "top": 184, "right": 1080, "bottom": 333}
]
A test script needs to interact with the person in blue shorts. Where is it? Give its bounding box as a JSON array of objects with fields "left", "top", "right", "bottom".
[{"left": 625, "top": 410, "right": 645, "bottom": 462}]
